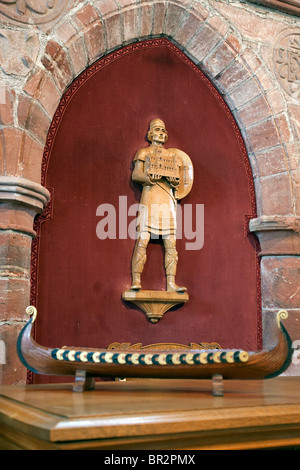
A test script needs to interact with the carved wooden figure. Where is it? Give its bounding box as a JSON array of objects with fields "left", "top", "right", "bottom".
[{"left": 123, "top": 119, "right": 193, "bottom": 322}]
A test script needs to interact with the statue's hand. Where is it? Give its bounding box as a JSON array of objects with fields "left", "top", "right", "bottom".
[
  {"left": 167, "top": 176, "right": 180, "bottom": 187},
  {"left": 148, "top": 174, "right": 162, "bottom": 184}
]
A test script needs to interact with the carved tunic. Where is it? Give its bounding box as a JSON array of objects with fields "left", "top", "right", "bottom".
[{"left": 133, "top": 146, "right": 180, "bottom": 236}]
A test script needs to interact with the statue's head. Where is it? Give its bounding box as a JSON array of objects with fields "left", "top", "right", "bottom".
[{"left": 147, "top": 119, "right": 168, "bottom": 144}]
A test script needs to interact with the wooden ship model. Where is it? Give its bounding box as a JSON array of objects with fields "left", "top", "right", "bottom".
[{"left": 17, "top": 306, "right": 292, "bottom": 391}]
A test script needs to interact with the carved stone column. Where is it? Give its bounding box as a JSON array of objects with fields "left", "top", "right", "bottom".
[
  {"left": 0, "top": 176, "right": 49, "bottom": 384},
  {"left": 250, "top": 216, "right": 300, "bottom": 373}
]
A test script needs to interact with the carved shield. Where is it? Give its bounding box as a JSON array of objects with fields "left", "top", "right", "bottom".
[{"left": 168, "top": 148, "right": 194, "bottom": 200}]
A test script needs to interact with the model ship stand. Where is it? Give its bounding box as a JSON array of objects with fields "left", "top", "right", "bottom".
[
  {"left": 122, "top": 289, "right": 189, "bottom": 323},
  {"left": 74, "top": 370, "right": 224, "bottom": 395}
]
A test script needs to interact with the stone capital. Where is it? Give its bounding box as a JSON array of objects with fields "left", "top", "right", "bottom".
[
  {"left": 0, "top": 176, "right": 50, "bottom": 237},
  {"left": 0, "top": 176, "right": 50, "bottom": 211},
  {"left": 249, "top": 215, "right": 300, "bottom": 256}
]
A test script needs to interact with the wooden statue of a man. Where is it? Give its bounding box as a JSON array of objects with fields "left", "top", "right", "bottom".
[{"left": 130, "top": 118, "right": 193, "bottom": 293}]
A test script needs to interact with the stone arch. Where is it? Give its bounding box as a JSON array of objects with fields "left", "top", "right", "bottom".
[{"left": 19, "top": 0, "right": 295, "bottom": 220}]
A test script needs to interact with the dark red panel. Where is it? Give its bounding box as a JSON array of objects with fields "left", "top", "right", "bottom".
[{"left": 32, "top": 40, "right": 260, "bottom": 382}]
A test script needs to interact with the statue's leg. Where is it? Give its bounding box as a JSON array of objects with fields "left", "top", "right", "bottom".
[
  {"left": 131, "top": 232, "right": 150, "bottom": 290},
  {"left": 164, "top": 235, "right": 187, "bottom": 292}
]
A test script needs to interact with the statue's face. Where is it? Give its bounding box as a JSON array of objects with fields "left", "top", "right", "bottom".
[{"left": 150, "top": 125, "right": 168, "bottom": 144}]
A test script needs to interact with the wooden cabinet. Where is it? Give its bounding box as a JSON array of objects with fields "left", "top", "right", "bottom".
[{"left": 1, "top": 377, "right": 300, "bottom": 450}]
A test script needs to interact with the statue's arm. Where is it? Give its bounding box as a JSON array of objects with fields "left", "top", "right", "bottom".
[{"left": 132, "top": 151, "right": 154, "bottom": 186}]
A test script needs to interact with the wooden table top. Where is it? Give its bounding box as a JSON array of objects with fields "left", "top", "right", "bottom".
[{"left": 1, "top": 377, "right": 300, "bottom": 450}]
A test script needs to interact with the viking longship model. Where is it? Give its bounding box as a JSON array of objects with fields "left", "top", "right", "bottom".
[{"left": 17, "top": 306, "right": 292, "bottom": 391}]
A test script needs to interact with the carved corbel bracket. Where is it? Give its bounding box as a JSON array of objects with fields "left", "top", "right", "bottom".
[
  {"left": 122, "top": 290, "right": 189, "bottom": 323},
  {"left": 0, "top": 176, "right": 50, "bottom": 236},
  {"left": 249, "top": 215, "right": 300, "bottom": 256}
]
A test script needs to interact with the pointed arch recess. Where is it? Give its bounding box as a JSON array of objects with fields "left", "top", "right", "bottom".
[{"left": 29, "top": 38, "right": 261, "bottom": 383}]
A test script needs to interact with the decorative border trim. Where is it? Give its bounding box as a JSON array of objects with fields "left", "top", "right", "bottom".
[
  {"left": 107, "top": 341, "right": 222, "bottom": 350},
  {"left": 30, "top": 187, "right": 53, "bottom": 306}
]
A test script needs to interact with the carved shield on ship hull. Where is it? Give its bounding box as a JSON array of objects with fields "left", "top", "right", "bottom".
[{"left": 168, "top": 149, "right": 194, "bottom": 200}]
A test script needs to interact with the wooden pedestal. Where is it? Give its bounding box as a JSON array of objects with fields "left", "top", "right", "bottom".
[{"left": 122, "top": 290, "right": 189, "bottom": 323}]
